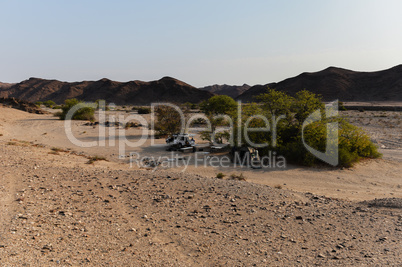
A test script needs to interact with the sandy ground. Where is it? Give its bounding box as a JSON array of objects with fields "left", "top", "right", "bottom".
[
  {"left": 0, "top": 106, "right": 401, "bottom": 265},
  {"left": 1, "top": 106, "right": 400, "bottom": 201}
]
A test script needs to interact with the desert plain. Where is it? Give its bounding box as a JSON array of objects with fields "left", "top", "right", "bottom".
[{"left": 0, "top": 104, "right": 401, "bottom": 266}]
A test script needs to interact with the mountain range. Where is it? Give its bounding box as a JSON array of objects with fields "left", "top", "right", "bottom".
[
  {"left": 0, "top": 77, "right": 213, "bottom": 105},
  {"left": 198, "top": 84, "right": 250, "bottom": 98},
  {"left": 236, "top": 65, "right": 402, "bottom": 102},
  {"left": 0, "top": 82, "right": 14, "bottom": 89},
  {"left": 1, "top": 65, "right": 401, "bottom": 105}
]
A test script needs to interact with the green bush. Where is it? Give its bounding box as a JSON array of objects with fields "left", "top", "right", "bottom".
[
  {"left": 241, "top": 87, "right": 381, "bottom": 167},
  {"left": 57, "top": 99, "right": 95, "bottom": 121},
  {"left": 43, "top": 100, "right": 56, "bottom": 108},
  {"left": 216, "top": 173, "right": 225, "bottom": 179}
]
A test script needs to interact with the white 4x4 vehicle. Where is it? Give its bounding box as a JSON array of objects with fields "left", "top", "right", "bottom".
[{"left": 166, "top": 134, "right": 195, "bottom": 148}]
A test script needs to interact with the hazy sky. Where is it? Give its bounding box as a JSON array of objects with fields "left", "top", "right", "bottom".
[{"left": 1, "top": 0, "right": 401, "bottom": 87}]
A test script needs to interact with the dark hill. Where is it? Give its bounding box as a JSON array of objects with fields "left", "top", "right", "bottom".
[
  {"left": 0, "top": 97, "right": 48, "bottom": 114},
  {"left": 0, "top": 82, "right": 15, "bottom": 97},
  {"left": 3, "top": 77, "right": 214, "bottom": 105},
  {"left": 199, "top": 84, "right": 250, "bottom": 98},
  {"left": 236, "top": 65, "right": 402, "bottom": 102}
]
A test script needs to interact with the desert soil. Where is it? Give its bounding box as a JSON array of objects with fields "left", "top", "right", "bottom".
[{"left": 0, "top": 106, "right": 401, "bottom": 266}]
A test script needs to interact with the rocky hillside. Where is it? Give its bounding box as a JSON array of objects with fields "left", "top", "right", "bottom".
[
  {"left": 1, "top": 77, "right": 214, "bottom": 105},
  {"left": 0, "top": 82, "right": 15, "bottom": 91},
  {"left": 199, "top": 84, "right": 250, "bottom": 98},
  {"left": 0, "top": 97, "right": 48, "bottom": 114},
  {"left": 0, "top": 82, "right": 12, "bottom": 88},
  {"left": 237, "top": 65, "right": 402, "bottom": 102}
]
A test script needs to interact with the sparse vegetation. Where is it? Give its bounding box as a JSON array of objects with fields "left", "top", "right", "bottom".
[
  {"left": 6, "top": 140, "right": 31, "bottom": 147},
  {"left": 51, "top": 147, "right": 67, "bottom": 153},
  {"left": 95, "top": 99, "right": 110, "bottom": 111},
  {"left": 182, "top": 102, "right": 198, "bottom": 111},
  {"left": 229, "top": 173, "right": 246, "bottom": 181},
  {"left": 86, "top": 155, "right": 107, "bottom": 164}
]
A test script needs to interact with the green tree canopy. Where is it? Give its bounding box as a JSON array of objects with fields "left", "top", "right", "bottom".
[{"left": 200, "top": 95, "right": 237, "bottom": 116}]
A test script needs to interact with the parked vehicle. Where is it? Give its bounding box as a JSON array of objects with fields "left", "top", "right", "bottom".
[{"left": 166, "top": 134, "right": 195, "bottom": 149}]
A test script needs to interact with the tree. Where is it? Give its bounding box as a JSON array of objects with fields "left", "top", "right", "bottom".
[
  {"left": 256, "top": 87, "right": 293, "bottom": 117},
  {"left": 199, "top": 95, "right": 238, "bottom": 143},
  {"left": 200, "top": 95, "right": 237, "bottom": 116},
  {"left": 292, "top": 90, "right": 324, "bottom": 125},
  {"left": 154, "top": 106, "right": 184, "bottom": 136},
  {"left": 248, "top": 87, "right": 381, "bottom": 167}
]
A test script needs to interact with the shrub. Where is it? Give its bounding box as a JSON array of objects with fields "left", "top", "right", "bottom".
[
  {"left": 230, "top": 173, "right": 246, "bottom": 181},
  {"left": 57, "top": 99, "right": 95, "bottom": 121},
  {"left": 339, "top": 101, "right": 347, "bottom": 111},
  {"left": 190, "top": 117, "right": 207, "bottom": 125},
  {"left": 138, "top": 107, "right": 151, "bottom": 114},
  {"left": 216, "top": 172, "right": 225, "bottom": 179},
  {"left": 51, "top": 147, "right": 67, "bottom": 153},
  {"left": 43, "top": 100, "right": 56, "bottom": 108},
  {"left": 86, "top": 155, "right": 107, "bottom": 164},
  {"left": 183, "top": 102, "right": 193, "bottom": 110},
  {"left": 276, "top": 116, "right": 381, "bottom": 167}
]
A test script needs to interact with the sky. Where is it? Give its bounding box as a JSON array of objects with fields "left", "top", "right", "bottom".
[{"left": 0, "top": 0, "right": 401, "bottom": 87}]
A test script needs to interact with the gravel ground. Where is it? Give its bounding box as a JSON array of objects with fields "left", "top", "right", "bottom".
[
  {"left": 341, "top": 110, "right": 402, "bottom": 150},
  {"left": 0, "top": 141, "right": 401, "bottom": 266}
]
